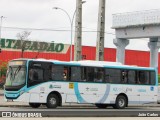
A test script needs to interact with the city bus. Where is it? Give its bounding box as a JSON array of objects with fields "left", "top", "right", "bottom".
[{"left": 4, "top": 58, "right": 158, "bottom": 109}]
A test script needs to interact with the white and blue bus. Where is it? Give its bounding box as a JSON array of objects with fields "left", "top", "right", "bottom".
[{"left": 4, "top": 58, "right": 158, "bottom": 109}]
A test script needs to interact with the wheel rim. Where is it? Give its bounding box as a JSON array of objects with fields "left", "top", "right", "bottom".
[
  {"left": 50, "top": 97, "right": 56, "bottom": 105},
  {"left": 118, "top": 98, "right": 125, "bottom": 107}
]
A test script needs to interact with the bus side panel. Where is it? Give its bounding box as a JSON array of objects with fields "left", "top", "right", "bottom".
[
  {"left": 139, "top": 86, "right": 158, "bottom": 104},
  {"left": 122, "top": 85, "right": 140, "bottom": 105},
  {"left": 27, "top": 82, "right": 78, "bottom": 104},
  {"left": 120, "top": 85, "right": 158, "bottom": 105},
  {"left": 30, "top": 93, "right": 40, "bottom": 103},
  {"left": 73, "top": 83, "right": 112, "bottom": 104},
  {"left": 12, "top": 92, "right": 30, "bottom": 102}
]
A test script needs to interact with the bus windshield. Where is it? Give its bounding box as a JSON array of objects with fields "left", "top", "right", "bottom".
[{"left": 5, "top": 66, "right": 26, "bottom": 87}]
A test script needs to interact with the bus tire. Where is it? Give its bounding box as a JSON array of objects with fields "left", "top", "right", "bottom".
[
  {"left": 29, "top": 103, "right": 41, "bottom": 108},
  {"left": 113, "top": 95, "right": 127, "bottom": 109},
  {"left": 95, "top": 104, "right": 108, "bottom": 109},
  {"left": 46, "top": 94, "right": 59, "bottom": 108}
]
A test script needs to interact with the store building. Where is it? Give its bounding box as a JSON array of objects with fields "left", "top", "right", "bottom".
[{"left": 0, "top": 38, "right": 159, "bottom": 73}]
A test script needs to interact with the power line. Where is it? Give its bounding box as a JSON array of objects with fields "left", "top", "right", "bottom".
[{"left": 2, "top": 26, "right": 115, "bottom": 35}]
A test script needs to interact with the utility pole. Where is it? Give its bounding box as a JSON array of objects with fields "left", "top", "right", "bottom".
[
  {"left": 74, "top": 0, "right": 83, "bottom": 61},
  {"left": 0, "top": 16, "right": 5, "bottom": 53},
  {"left": 96, "top": 0, "right": 106, "bottom": 61}
]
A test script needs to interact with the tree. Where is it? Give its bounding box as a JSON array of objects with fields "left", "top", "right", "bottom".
[
  {"left": 16, "top": 31, "right": 31, "bottom": 58},
  {"left": 0, "top": 61, "right": 7, "bottom": 88}
]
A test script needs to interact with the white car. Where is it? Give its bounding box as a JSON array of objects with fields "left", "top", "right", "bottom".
[{"left": 158, "top": 86, "right": 160, "bottom": 104}]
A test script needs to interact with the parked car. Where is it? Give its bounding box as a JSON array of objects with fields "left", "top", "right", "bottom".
[{"left": 158, "top": 86, "right": 160, "bottom": 104}]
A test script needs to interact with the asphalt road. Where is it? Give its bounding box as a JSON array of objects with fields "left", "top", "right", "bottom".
[{"left": 0, "top": 106, "right": 160, "bottom": 117}]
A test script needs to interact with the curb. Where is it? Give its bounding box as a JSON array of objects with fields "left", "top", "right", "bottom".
[
  {"left": 0, "top": 105, "right": 29, "bottom": 107},
  {"left": 0, "top": 104, "right": 160, "bottom": 108}
]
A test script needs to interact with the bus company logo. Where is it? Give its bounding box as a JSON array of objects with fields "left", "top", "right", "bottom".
[
  {"left": 85, "top": 87, "right": 98, "bottom": 92},
  {"left": 113, "top": 87, "right": 122, "bottom": 92},
  {"left": 49, "top": 85, "right": 61, "bottom": 89},
  {"left": 90, "top": 88, "right": 98, "bottom": 91},
  {"left": 138, "top": 89, "right": 146, "bottom": 92},
  {"left": 113, "top": 88, "right": 118, "bottom": 92},
  {"left": 49, "top": 84, "right": 53, "bottom": 89},
  {"left": 150, "top": 86, "right": 154, "bottom": 91},
  {"left": 86, "top": 87, "right": 89, "bottom": 91},
  {"left": 125, "top": 88, "right": 132, "bottom": 92}
]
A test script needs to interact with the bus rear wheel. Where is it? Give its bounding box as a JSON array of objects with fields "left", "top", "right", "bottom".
[
  {"left": 46, "top": 94, "right": 59, "bottom": 108},
  {"left": 113, "top": 95, "right": 127, "bottom": 109},
  {"left": 29, "top": 103, "right": 41, "bottom": 108},
  {"left": 95, "top": 104, "right": 108, "bottom": 109}
]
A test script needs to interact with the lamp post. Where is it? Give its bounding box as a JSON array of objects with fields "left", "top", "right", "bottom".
[
  {"left": 53, "top": 1, "right": 86, "bottom": 61},
  {"left": 0, "top": 16, "right": 5, "bottom": 53}
]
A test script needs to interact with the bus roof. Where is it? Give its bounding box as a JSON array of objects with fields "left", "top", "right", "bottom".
[{"left": 10, "top": 58, "right": 156, "bottom": 70}]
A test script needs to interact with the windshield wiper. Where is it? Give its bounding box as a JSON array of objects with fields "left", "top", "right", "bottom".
[
  {"left": 6, "top": 66, "right": 12, "bottom": 78},
  {"left": 13, "top": 66, "right": 22, "bottom": 80},
  {"left": 6, "top": 66, "right": 14, "bottom": 81}
]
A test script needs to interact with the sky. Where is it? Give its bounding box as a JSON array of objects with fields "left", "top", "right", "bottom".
[{"left": 0, "top": 0, "right": 160, "bottom": 51}]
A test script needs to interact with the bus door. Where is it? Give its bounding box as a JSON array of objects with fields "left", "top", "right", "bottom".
[
  {"left": 63, "top": 66, "right": 78, "bottom": 103},
  {"left": 27, "top": 61, "right": 51, "bottom": 103}
]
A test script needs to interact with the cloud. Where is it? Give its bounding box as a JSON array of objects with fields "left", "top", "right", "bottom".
[{"left": 0, "top": 0, "right": 160, "bottom": 51}]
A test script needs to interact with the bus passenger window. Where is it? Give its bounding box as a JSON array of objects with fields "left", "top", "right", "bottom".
[
  {"left": 87, "top": 67, "right": 94, "bottom": 82},
  {"left": 29, "top": 69, "right": 34, "bottom": 80},
  {"left": 128, "top": 70, "right": 136, "bottom": 84},
  {"left": 150, "top": 71, "right": 156, "bottom": 85},
  {"left": 81, "top": 67, "right": 87, "bottom": 82},
  {"left": 137, "top": 71, "right": 149, "bottom": 84},
  {"left": 71, "top": 67, "right": 81, "bottom": 81},
  {"left": 94, "top": 68, "right": 104, "bottom": 82},
  {"left": 63, "top": 67, "right": 68, "bottom": 80},
  {"left": 33, "top": 71, "right": 38, "bottom": 80},
  {"left": 105, "top": 69, "right": 121, "bottom": 84},
  {"left": 105, "top": 74, "right": 110, "bottom": 83},
  {"left": 121, "top": 70, "right": 128, "bottom": 83},
  {"left": 29, "top": 68, "right": 43, "bottom": 81},
  {"left": 139, "top": 71, "right": 145, "bottom": 84},
  {"left": 144, "top": 71, "right": 149, "bottom": 85},
  {"left": 105, "top": 69, "right": 111, "bottom": 83},
  {"left": 51, "top": 65, "right": 64, "bottom": 81}
]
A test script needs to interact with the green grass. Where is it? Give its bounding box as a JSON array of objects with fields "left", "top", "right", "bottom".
[{"left": 158, "top": 75, "right": 160, "bottom": 84}]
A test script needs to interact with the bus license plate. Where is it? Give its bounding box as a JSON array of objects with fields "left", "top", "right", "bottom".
[{"left": 7, "top": 99, "right": 13, "bottom": 102}]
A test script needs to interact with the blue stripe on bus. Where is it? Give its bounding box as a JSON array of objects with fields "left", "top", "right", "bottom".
[
  {"left": 97, "top": 84, "right": 110, "bottom": 103},
  {"left": 74, "top": 82, "right": 87, "bottom": 103}
]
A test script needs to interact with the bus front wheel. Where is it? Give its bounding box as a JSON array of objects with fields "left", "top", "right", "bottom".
[
  {"left": 46, "top": 94, "right": 59, "bottom": 108},
  {"left": 95, "top": 104, "right": 108, "bottom": 109},
  {"left": 113, "top": 95, "right": 127, "bottom": 109},
  {"left": 29, "top": 103, "right": 41, "bottom": 108}
]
